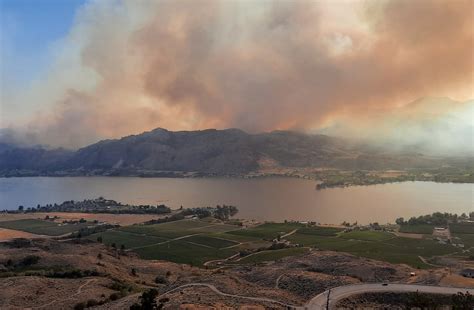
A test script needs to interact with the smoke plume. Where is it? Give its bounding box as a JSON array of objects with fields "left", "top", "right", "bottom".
[{"left": 1, "top": 0, "right": 473, "bottom": 151}]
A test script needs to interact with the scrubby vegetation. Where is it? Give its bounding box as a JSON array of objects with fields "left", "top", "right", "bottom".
[
  {"left": 129, "top": 289, "right": 170, "bottom": 310},
  {"left": 70, "top": 223, "right": 120, "bottom": 238},
  {"left": 73, "top": 281, "right": 134, "bottom": 310},
  {"left": 337, "top": 291, "right": 474, "bottom": 309}
]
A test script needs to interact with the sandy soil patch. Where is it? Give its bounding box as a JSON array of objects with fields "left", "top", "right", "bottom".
[
  {"left": 0, "top": 212, "right": 166, "bottom": 226},
  {"left": 440, "top": 274, "right": 474, "bottom": 288},
  {"left": 0, "top": 228, "right": 38, "bottom": 241}
]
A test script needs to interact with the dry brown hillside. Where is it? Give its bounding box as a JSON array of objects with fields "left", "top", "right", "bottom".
[{"left": 0, "top": 237, "right": 450, "bottom": 309}]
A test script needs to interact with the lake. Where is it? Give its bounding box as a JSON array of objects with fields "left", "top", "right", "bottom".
[{"left": 0, "top": 177, "right": 472, "bottom": 224}]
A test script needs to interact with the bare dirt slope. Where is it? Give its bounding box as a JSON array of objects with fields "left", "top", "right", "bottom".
[
  {"left": 0, "top": 238, "right": 457, "bottom": 309},
  {"left": 0, "top": 228, "right": 38, "bottom": 241}
]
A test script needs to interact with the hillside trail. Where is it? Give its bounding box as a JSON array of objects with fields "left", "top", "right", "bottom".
[
  {"left": 156, "top": 282, "right": 302, "bottom": 309},
  {"left": 36, "top": 278, "right": 97, "bottom": 309}
]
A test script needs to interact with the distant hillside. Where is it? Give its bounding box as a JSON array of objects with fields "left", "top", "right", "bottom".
[
  {"left": 0, "top": 128, "right": 470, "bottom": 177},
  {"left": 0, "top": 144, "right": 73, "bottom": 175},
  {"left": 66, "top": 128, "right": 356, "bottom": 173}
]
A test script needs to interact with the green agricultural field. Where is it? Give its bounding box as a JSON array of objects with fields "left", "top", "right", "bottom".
[
  {"left": 237, "top": 247, "right": 309, "bottom": 264},
  {"left": 120, "top": 219, "right": 240, "bottom": 239},
  {"left": 79, "top": 219, "right": 461, "bottom": 268},
  {"left": 286, "top": 233, "right": 332, "bottom": 246},
  {"left": 297, "top": 226, "right": 343, "bottom": 236},
  {"left": 86, "top": 219, "right": 243, "bottom": 265},
  {"left": 340, "top": 230, "right": 394, "bottom": 241},
  {"left": 449, "top": 223, "right": 474, "bottom": 234},
  {"left": 453, "top": 234, "right": 474, "bottom": 248},
  {"left": 227, "top": 222, "right": 303, "bottom": 239},
  {"left": 88, "top": 230, "right": 167, "bottom": 249},
  {"left": 359, "top": 237, "right": 456, "bottom": 267},
  {"left": 191, "top": 223, "right": 241, "bottom": 233},
  {"left": 119, "top": 225, "right": 187, "bottom": 239},
  {"left": 216, "top": 232, "right": 261, "bottom": 242},
  {"left": 182, "top": 235, "right": 238, "bottom": 249},
  {"left": 133, "top": 240, "right": 237, "bottom": 266},
  {"left": 0, "top": 219, "right": 92, "bottom": 236},
  {"left": 144, "top": 219, "right": 214, "bottom": 230},
  {"left": 399, "top": 224, "right": 435, "bottom": 234},
  {"left": 287, "top": 230, "right": 458, "bottom": 268}
]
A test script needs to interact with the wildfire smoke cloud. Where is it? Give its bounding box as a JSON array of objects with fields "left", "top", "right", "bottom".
[{"left": 2, "top": 0, "right": 473, "bottom": 150}]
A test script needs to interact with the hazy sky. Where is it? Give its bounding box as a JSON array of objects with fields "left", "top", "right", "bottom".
[
  {"left": 0, "top": 0, "right": 472, "bottom": 152},
  {"left": 1, "top": 0, "right": 85, "bottom": 97}
]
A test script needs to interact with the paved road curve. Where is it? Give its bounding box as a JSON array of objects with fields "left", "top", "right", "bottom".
[
  {"left": 307, "top": 283, "right": 474, "bottom": 309},
  {"left": 155, "top": 282, "right": 474, "bottom": 310}
]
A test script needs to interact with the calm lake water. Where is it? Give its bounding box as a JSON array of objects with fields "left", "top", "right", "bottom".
[{"left": 0, "top": 177, "right": 472, "bottom": 224}]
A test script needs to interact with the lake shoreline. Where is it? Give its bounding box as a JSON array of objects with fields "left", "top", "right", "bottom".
[
  {"left": 1, "top": 177, "right": 472, "bottom": 224},
  {"left": 1, "top": 171, "right": 473, "bottom": 190}
]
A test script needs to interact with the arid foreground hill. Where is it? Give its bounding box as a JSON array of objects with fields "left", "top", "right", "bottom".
[{"left": 0, "top": 237, "right": 464, "bottom": 309}]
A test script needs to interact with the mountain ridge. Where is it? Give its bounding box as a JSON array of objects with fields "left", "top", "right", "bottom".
[{"left": 0, "top": 127, "right": 471, "bottom": 177}]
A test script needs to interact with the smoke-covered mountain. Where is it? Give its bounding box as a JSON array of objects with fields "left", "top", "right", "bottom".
[
  {"left": 0, "top": 144, "right": 73, "bottom": 174},
  {"left": 0, "top": 128, "right": 469, "bottom": 177}
]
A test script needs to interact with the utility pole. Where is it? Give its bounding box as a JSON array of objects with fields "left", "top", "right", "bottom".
[{"left": 326, "top": 289, "right": 331, "bottom": 310}]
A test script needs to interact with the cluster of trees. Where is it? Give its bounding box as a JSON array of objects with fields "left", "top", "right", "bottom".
[
  {"left": 46, "top": 269, "right": 99, "bottom": 279},
  {"left": 315, "top": 167, "right": 474, "bottom": 191},
  {"left": 130, "top": 289, "right": 169, "bottom": 310},
  {"left": 181, "top": 205, "right": 238, "bottom": 220},
  {"left": 369, "top": 222, "right": 382, "bottom": 230},
  {"left": 315, "top": 171, "right": 417, "bottom": 190},
  {"left": 141, "top": 205, "right": 238, "bottom": 227},
  {"left": 142, "top": 213, "right": 185, "bottom": 226},
  {"left": 396, "top": 212, "right": 474, "bottom": 226},
  {"left": 12, "top": 197, "right": 171, "bottom": 215},
  {"left": 70, "top": 223, "right": 119, "bottom": 238},
  {"left": 2, "top": 255, "right": 40, "bottom": 271}
]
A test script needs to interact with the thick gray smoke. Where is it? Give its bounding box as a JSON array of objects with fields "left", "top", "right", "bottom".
[{"left": 1, "top": 0, "right": 473, "bottom": 152}]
